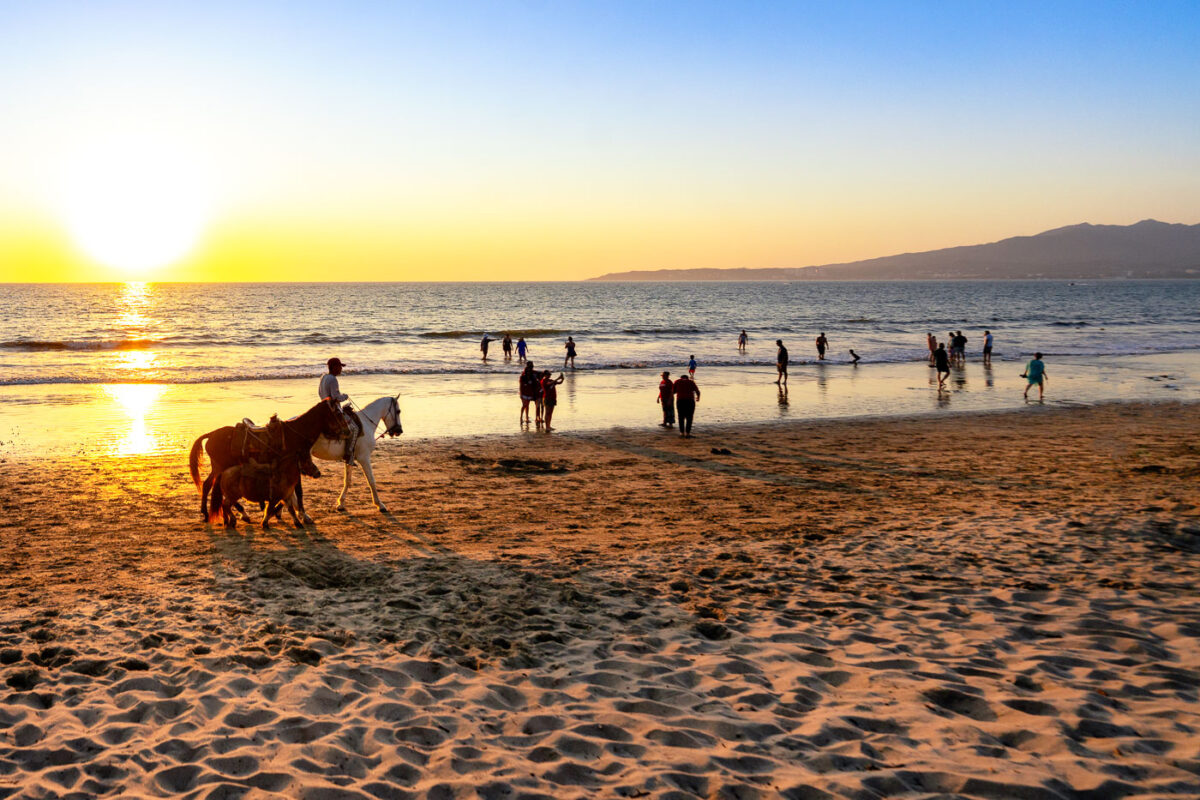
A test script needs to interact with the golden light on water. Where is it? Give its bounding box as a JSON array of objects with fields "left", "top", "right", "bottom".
[
  {"left": 117, "top": 281, "right": 152, "bottom": 328},
  {"left": 103, "top": 383, "right": 164, "bottom": 456}
]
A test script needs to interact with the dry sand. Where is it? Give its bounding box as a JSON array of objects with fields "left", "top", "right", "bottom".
[{"left": 1, "top": 402, "right": 1198, "bottom": 799}]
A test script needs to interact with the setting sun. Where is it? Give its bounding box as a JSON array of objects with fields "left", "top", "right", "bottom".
[{"left": 55, "top": 136, "right": 212, "bottom": 276}]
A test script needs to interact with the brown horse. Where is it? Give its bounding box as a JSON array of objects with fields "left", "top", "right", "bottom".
[
  {"left": 212, "top": 454, "right": 306, "bottom": 530},
  {"left": 189, "top": 399, "right": 348, "bottom": 523}
]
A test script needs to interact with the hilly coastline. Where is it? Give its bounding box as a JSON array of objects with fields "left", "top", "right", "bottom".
[{"left": 590, "top": 220, "right": 1200, "bottom": 280}]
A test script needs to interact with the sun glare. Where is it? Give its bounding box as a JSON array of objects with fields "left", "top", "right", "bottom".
[{"left": 56, "top": 137, "right": 213, "bottom": 276}]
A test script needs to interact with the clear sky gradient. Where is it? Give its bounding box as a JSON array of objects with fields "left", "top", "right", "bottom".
[{"left": 1, "top": 1, "right": 1198, "bottom": 281}]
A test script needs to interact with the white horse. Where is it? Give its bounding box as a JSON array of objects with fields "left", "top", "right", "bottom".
[{"left": 307, "top": 395, "right": 403, "bottom": 513}]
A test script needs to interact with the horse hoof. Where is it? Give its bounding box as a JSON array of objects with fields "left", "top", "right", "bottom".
[
  {"left": 303, "top": 516, "right": 315, "bottom": 526},
  {"left": 336, "top": 505, "right": 347, "bottom": 513}
]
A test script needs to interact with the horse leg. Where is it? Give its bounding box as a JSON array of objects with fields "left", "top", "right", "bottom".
[
  {"left": 284, "top": 493, "right": 304, "bottom": 529},
  {"left": 261, "top": 497, "right": 272, "bottom": 531},
  {"left": 201, "top": 472, "right": 214, "bottom": 522},
  {"left": 238, "top": 501, "right": 254, "bottom": 525},
  {"left": 358, "top": 456, "right": 387, "bottom": 513},
  {"left": 222, "top": 492, "right": 237, "bottom": 529},
  {"left": 337, "top": 461, "right": 352, "bottom": 511},
  {"left": 295, "top": 481, "right": 314, "bottom": 526}
]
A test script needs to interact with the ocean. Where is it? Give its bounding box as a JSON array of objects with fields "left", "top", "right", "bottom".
[
  {"left": 4, "top": 280, "right": 1200, "bottom": 385},
  {"left": 1, "top": 280, "right": 1198, "bottom": 458}
]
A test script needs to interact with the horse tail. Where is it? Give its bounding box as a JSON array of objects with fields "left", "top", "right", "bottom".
[
  {"left": 189, "top": 433, "right": 210, "bottom": 495},
  {"left": 209, "top": 475, "right": 224, "bottom": 524}
]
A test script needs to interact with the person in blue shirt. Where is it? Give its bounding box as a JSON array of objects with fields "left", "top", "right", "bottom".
[
  {"left": 1022, "top": 352, "right": 1047, "bottom": 400},
  {"left": 516, "top": 337, "right": 528, "bottom": 362},
  {"left": 688, "top": 355, "right": 697, "bottom": 376}
]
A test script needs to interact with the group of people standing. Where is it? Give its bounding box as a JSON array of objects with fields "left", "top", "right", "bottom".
[
  {"left": 518, "top": 362, "right": 566, "bottom": 430},
  {"left": 482, "top": 333, "right": 577, "bottom": 368},
  {"left": 656, "top": 371, "right": 702, "bottom": 437}
]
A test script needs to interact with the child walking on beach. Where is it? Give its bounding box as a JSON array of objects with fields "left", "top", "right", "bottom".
[
  {"left": 688, "top": 355, "right": 697, "bottom": 376},
  {"left": 1022, "top": 353, "right": 1047, "bottom": 400}
]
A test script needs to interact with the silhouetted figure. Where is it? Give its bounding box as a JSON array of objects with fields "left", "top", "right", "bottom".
[
  {"left": 982, "top": 330, "right": 994, "bottom": 366},
  {"left": 519, "top": 362, "right": 540, "bottom": 424},
  {"left": 738, "top": 330, "right": 748, "bottom": 352},
  {"left": 775, "top": 340, "right": 788, "bottom": 385},
  {"left": 816, "top": 332, "right": 828, "bottom": 360},
  {"left": 480, "top": 334, "right": 495, "bottom": 361},
  {"left": 934, "top": 343, "right": 950, "bottom": 389},
  {"left": 657, "top": 371, "right": 675, "bottom": 428},
  {"left": 927, "top": 332, "right": 937, "bottom": 363},
  {"left": 673, "top": 373, "right": 701, "bottom": 438},
  {"left": 563, "top": 336, "right": 577, "bottom": 369},
  {"left": 541, "top": 371, "right": 565, "bottom": 430},
  {"left": 849, "top": 349, "right": 861, "bottom": 365},
  {"left": 502, "top": 333, "right": 513, "bottom": 360},
  {"left": 516, "top": 337, "right": 528, "bottom": 362}
]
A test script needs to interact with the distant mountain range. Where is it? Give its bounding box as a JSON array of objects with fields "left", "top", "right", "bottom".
[{"left": 589, "top": 220, "right": 1200, "bottom": 281}]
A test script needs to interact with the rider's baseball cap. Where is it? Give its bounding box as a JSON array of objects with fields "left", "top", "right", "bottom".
[{"left": 327, "top": 357, "right": 344, "bottom": 369}]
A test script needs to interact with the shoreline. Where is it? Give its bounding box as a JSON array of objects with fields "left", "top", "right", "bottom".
[{"left": 1, "top": 351, "right": 1197, "bottom": 462}]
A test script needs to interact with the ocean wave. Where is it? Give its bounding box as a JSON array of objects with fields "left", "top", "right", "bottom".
[
  {"left": 621, "top": 327, "right": 706, "bottom": 335},
  {"left": 1, "top": 338, "right": 164, "bottom": 352},
  {"left": 418, "top": 328, "right": 573, "bottom": 339}
]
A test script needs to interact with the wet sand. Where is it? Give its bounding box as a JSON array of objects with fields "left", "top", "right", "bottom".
[
  {"left": 1, "top": 350, "right": 1197, "bottom": 460},
  {"left": 1, "top": 402, "right": 1199, "bottom": 798}
]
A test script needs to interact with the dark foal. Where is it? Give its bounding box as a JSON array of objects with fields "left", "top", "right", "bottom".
[{"left": 212, "top": 455, "right": 305, "bottom": 530}]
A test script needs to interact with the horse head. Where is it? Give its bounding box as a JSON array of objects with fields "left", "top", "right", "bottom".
[
  {"left": 384, "top": 395, "right": 403, "bottom": 437},
  {"left": 300, "top": 455, "right": 321, "bottom": 479}
]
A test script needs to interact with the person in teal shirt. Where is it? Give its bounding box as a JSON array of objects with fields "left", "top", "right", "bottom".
[{"left": 1023, "top": 352, "right": 1047, "bottom": 400}]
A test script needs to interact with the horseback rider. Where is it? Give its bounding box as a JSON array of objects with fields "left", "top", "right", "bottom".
[{"left": 318, "top": 357, "right": 360, "bottom": 466}]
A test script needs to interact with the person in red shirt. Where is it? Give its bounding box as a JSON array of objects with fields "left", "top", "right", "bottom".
[
  {"left": 673, "top": 374, "right": 701, "bottom": 438},
  {"left": 541, "top": 370, "right": 565, "bottom": 431},
  {"left": 657, "top": 371, "right": 675, "bottom": 428}
]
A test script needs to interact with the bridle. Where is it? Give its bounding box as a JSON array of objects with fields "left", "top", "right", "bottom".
[{"left": 378, "top": 396, "right": 403, "bottom": 439}]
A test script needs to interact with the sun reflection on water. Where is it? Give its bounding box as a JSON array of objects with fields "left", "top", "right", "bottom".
[
  {"left": 117, "top": 281, "right": 153, "bottom": 329},
  {"left": 103, "top": 383, "right": 164, "bottom": 456}
]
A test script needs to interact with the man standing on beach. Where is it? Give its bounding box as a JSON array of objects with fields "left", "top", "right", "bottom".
[
  {"left": 319, "top": 357, "right": 358, "bottom": 465},
  {"left": 673, "top": 373, "right": 700, "bottom": 438},
  {"left": 982, "top": 330, "right": 994, "bottom": 366},
  {"left": 927, "top": 332, "right": 937, "bottom": 363},
  {"left": 738, "top": 330, "right": 748, "bottom": 352},
  {"left": 502, "top": 333, "right": 513, "bottom": 360},
  {"left": 516, "top": 337, "right": 528, "bottom": 362},
  {"left": 1023, "top": 352, "right": 1047, "bottom": 400},
  {"left": 816, "top": 332, "right": 828, "bottom": 361},
  {"left": 775, "top": 340, "right": 788, "bottom": 385}
]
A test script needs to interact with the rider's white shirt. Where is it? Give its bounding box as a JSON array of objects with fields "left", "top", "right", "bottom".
[{"left": 319, "top": 374, "right": 348, "bottom": 403}]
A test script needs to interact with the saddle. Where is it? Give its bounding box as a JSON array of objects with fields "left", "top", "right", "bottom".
[{"left": 233, "top": 416, "right": 283, "bottom": 461}]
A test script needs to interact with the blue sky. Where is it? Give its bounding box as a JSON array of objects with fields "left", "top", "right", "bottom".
[{"left": 1, "top": 1, "right": 1198, "bottom": 279}]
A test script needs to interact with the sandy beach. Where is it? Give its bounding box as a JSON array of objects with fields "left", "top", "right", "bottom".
[{"left": 1, "top": 402, "right": 1199, "bottom": 799}]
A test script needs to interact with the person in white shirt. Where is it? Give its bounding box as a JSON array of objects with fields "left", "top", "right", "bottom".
[{"left": 319, "top": 358, "right": 358, "bottom": 465}]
